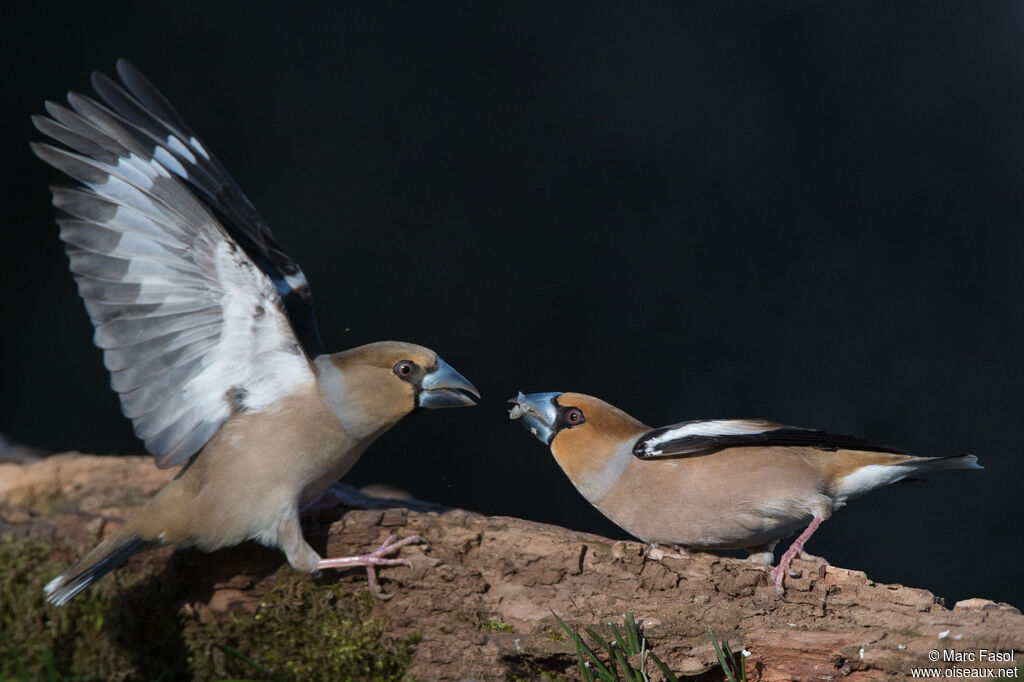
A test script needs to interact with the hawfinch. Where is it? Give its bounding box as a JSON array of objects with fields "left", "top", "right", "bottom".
[
  {"left": 509, "top": 391, "right": 980, "bottom": 596},
  {"left": 32, "top": 61, "right": 480, "bottom": 605}
]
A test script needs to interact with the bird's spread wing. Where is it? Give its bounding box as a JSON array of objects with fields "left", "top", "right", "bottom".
[
  {"left": 88, "top": 60, "right": 323, "bottom": 356},
  {"left": 32, "top": 66, "right": 316, "bottom": 469},
  {"left": 632, "top": 419, "right": 906, "bottom": 459}
]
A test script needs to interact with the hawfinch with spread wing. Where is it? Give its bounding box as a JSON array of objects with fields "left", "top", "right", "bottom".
[{"left": 33, "top": 61, "right": 479, "bottom": 605}]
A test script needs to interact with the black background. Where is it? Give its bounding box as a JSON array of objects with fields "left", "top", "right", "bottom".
[{"left": 2, "top": 3, "right": 1021, "bottom": 608}]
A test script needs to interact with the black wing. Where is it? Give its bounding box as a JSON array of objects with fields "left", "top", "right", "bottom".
[
  {"left": 88, "top": 60, "right": 324, "bottom": 357},
  {"left": 633, "top": 418, "right": 906, "bottom": 459}
]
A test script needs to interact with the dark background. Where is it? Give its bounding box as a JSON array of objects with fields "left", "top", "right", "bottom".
[{"left": 2, "top": 3, "right": 1021, "bottom": 608}]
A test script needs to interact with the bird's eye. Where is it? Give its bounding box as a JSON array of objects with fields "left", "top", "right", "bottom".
[
  {"left": 394, "top": 361, "right": 414, "bottom": 378},
  {"left": 565, "top": 407, "right": 585, "bottom": 425}
]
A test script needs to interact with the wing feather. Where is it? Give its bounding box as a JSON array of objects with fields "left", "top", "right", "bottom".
[
  {"left": 95, "top": 311, "right": 222, "bottom": 348},
  {"left": 90, "top": 60, "right": 324, "bottom": 356},
  {"left": 74, "top": 276, "right": 197, "bottom": 305},
  {"left": 33, "top": 68, "right": 315, "bottom": 468},
  {"left": 633, "top": 419, "right": 906, "bottom": 459}
]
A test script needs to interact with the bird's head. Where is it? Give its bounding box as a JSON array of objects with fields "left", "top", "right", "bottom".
[
  {"left": 315, "top": 341, "right": 479, "bottom": 437},
  {"left": 508, "top": 391, "right": 649, "bottom": 474}
]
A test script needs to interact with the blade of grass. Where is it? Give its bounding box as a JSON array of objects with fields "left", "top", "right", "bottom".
[
  {"left": 722, "top": 636, "right": 747, "bottom": 680},
  {"left": 623, "top": 611, "right": 640, "bottom": 653},
  {"left": 649, "top": 651, "right": 680, "bottom": 682},
  {"left": 611, "top": 641, "right": 639, "bottom": 680},
  {"left": 708, "top": 627, "right": 743, "bottom": 682},
  {"left": 43, "top": 647, "right": 58, "bottom": 682},
  {"left": 723, "top": 637, "right": 746, "bottom": 680},
  {"left": 554, "top": 611, "right": 614, "bottom": 682},
  {"left": 709, "top": 628, "right": 730, "bottom": 680},
  {"left": 638, "top": 638, "right": 651, "bottom": 682},
  {"left": 584, "top": 627, "right": 616, "bottom": 658},
  {"left": 584, "top": 627, "right": 619, "bottom": 677},
  {"left": 582, "top": 644, "right": 616, "bottom": 682},
  {"left": 555, "top": 611, "right": 593, "bottom": 682},
  {"left": 609, "top": 622, "right": 631, "bottom": 655},
  {"left": 214, "top": 642, "right": 275, "bottom": 679},
  {"left": 552, "top": 610, "right": 575, "bottom": 639},
  {"left": 574, "top": 633, "right": 595, "bottom": 682}
]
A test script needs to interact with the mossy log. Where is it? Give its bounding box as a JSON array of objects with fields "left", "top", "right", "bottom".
[{"left": 1, "top": 453, "right": 1021, "bottom": 681}]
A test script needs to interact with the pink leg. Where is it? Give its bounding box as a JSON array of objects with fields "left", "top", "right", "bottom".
[
  {"left": 769, "top": 516, "right": 826, "bottom": 598},
  {"left": 317, "top": 534, "right": 426, "bottom": 598}
]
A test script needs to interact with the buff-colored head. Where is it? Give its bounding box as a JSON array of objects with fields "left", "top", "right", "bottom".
[{"left": 316, "top": 341, "right": 479, "bottom": 438}]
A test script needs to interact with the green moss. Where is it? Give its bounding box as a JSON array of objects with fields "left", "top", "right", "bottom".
[
  {"left": 0, "top": 534, "right": 418, "bottom": 681},
  {"left": 481, "top": 618, "right": 515, "bottom": 633},
  {"left": 506, "top": 656, "right": 569, "bottom": 682},
  {"left": 186, "top": 579, "right": 419, "bottom": 681},
  {"left": 510, "top": 670, "right": 566, "bottom": 682},
  {"left": 0, "top": 532, "right": 188, "bottom": 681}
]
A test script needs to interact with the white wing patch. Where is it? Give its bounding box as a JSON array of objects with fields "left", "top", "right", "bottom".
[
  {"left": 185, "top": 240, "right": 311, "bottom": 419},
  {"left": 640, "top": 419, "right": 782, "bottom": 456}
]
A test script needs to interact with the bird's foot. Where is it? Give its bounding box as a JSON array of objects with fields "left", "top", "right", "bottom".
[
  {"left": 781, "top": 551, "right": 830, "bottom": 579},
  {"left": 769, "top": 516, "right": 827, "bottom": 598},
  {"left": 798, "top": 550, "right": 829, "bottom": 568},
  {"left": 769, "top": 558, "right": 796, "bottom": 597},
  {"left": 316, "top": 534, "right": 427, "bottom": 599},
  {"left": 644, "top": 542, "right": 688, "bottom": 561}
]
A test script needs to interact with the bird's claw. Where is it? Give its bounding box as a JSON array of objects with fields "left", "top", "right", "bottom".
[
  {"left": 799, "top": 550, "right": 829, "bottom": 568},
  {"left": 316, "top": 533, "right": 427, "bottom": 598},
  {"left": 644, "top": 542, "right": 688, "bottom": 562},
  {"left": 769, "top": 565, "right": 789, "bottom": 598},
  {"left": 770, "top": 549, "right": 828, "bottom": 596}
]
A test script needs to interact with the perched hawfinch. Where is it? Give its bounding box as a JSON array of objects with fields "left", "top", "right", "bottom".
[
  {"left": 32, "top": 61, "right": 480, "bottom": 605},
  {"left": 509, "top": 391, "right": 979, "bottom": 596}
]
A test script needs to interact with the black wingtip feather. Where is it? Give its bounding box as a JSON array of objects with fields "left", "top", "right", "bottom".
[{"left": 114, "top": 60, "right": 196, "bottom": 138}]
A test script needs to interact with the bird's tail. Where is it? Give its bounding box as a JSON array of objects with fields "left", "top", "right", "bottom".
[
  {"left": 44, "top": 532, "right": 153, "bottom": 606},
  {"left": 902, "top": 453, "right": 983, "bottom": 472}
]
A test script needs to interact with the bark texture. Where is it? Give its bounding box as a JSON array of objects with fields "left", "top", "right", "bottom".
[{"left": 1, "top": 453, "right": 1021, "bottom": 681}]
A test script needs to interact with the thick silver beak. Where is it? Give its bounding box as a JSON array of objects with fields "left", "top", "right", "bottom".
[
  {"left": 417, "top": 358, "right": 480, "bottom": 409},
  {"left": 508, "top": 391, "right": 562, "bottom": 445}
]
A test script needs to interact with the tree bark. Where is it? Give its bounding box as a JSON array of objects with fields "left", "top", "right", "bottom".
[{"left": 2, "top": 453, "right": 1021, "bottom": 681}]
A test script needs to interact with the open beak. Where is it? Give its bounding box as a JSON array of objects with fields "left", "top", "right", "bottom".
[
  {"left": 508, "top": 391, "right": 562, "bottom": 445},
  {"left": 417, "top": 358, "right": 480, "bottom": 409}
]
